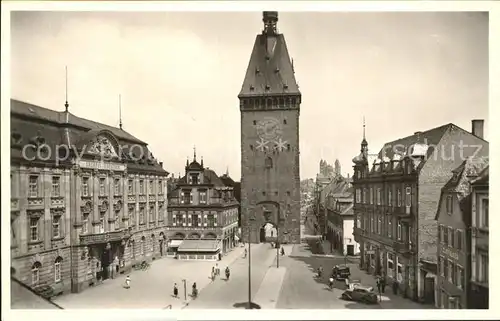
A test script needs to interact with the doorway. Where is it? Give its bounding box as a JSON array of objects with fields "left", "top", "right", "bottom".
[
  {"left": 347, "top": 245, "right": 354, "bottom": 256},
  {"left": 260, "top": 223, "right": 277, "bottom": 243}
]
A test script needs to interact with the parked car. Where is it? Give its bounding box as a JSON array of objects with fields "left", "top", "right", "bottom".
[
  {"left": 341, "top": 285, "right": 378, "bottom": 304},
  {"left": 331, "top": 265, "right": 351, "bottom": 280}
]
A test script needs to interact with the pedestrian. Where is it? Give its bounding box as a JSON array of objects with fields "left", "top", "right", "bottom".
[
  {"left": 281, "top": 246, "right": 285, "bottom": 256},
  {"left": 211, "top": 266, "right": 215, "bottom": 281},
  {"left": 215, "top": 263, "right": 220, "bottom": 276},
  {"left": 124, "top": 275, "right": 131, "bottom": 289},
  {"left": 376, "top": 277, "right": 382, "bottom": 301},
  {"left": 192, "top": 282, "right": 198, "bottom": 298},
  {"left": 380, "top": 272, "right": 387, "bottom": 293},
  {"left": 243, "top": 249, "right": 247, "bottom": 258},
  {"left": 173, "top": 283, "right": 178, "bottom": 298}
]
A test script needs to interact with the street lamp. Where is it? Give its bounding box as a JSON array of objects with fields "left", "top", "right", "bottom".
[
  {"left": 182, "top": 279, "right": 187, "bottom": 301},
  {"left": 247, "top": 214, "right": 255, "bottom": 309}
]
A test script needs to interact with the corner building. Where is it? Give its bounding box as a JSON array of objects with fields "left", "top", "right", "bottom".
[
  {"left": 351, "top": 120, "right": 488, "bottom": 303},
  {"left": 10, "top": 99, "right": 169, "bottom": 295},
  {"left": 239, "top": 12, "right": 301, "bottom": 244}
]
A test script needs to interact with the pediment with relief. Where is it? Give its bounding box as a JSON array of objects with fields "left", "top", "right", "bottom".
[{"left": 87, "top": 134, "right": 119, "bottom": 158}]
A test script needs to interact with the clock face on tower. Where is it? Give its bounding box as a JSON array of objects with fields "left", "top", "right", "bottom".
[{"left": 256, "top": 117, "right": 282, "bottom": 141}]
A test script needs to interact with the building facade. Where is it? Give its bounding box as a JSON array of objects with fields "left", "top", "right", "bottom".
[
  {"left": 10, "top": 99, "right": 169, "bottom": 295},
  {"left": 435, "top": 158, "right": 488, "bottom": 309},
  {"left": 239, "top": 11, "right": 301, "bottom": 244},
  {"left": 167, "top": 154, "right": 239, "bottom": 260},
  {"left": 469, "top": 166, "right": 489, "bottom": 309},
  {"left": 326, "top": 190, "right": 359, "bottom": 256},
  {"left": 352, "top": 120, "right": 488, "bottom": 303}
]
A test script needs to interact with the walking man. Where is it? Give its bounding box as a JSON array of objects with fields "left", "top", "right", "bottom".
[
  {"left": 380, "top": 272, "right": 387, "bottom": 293},
  {"left": 281, "top": 246, "right": 285, "bottom": 256},
  {"left": 243, "top": 248, "right": 247, "bottom": 258},
  {"left": 376, "top": 277, "right": 382, "bottom": 302},
  {"left": 173, "top": 283, "right": 179, "bottom": 298}
]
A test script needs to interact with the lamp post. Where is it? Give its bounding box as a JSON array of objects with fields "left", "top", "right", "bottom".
[
  {"left": 247, "top": 214, "right": 255, "bottom": 309},
  {"left": 182, "top": 279, "right": 187, "bottom": 301}
]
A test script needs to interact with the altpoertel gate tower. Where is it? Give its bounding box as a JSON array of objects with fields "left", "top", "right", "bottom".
[{"left": 239, "top": 11, "right": 301, "bottom": 244}]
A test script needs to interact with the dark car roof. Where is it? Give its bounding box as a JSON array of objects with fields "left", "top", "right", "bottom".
[{"left": 334, "top": 265, "right": 350, "bottom": 269}]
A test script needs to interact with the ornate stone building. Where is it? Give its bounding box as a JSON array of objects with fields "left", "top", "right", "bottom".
[
  {"left": 10, "top": 99, "right": 169, "bottom": 295},
  {"left": 167, "top": 153, "right": 239, "bottom": 260},
  {"left": 352, "top": 120, "right": 488, "bottom": 303},
  {"left": 239, "top": 11, "right": 301, "bottom": 244}
]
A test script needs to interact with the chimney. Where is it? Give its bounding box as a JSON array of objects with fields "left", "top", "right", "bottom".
[
  {"left": 414, "top": 131, "right": 422, "bottom": 136},
  {"left": 472, "top": 119, "right": 484, "bottom": 139},
  {"left": 159, "top": 161, "right": 163, "bottom": 167}
]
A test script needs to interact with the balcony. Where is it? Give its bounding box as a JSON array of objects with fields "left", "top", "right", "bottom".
[
  {"left": 394, "top": 240, "right": 414, "bottom": 257},
  {"left": 50, "top": 196, "right": 65, "bottom": 208},
  {"left": 395, "top": 206, "right": 412, "bottom": 219},
  {"left": 79, "top": 229, "right": 131, "bottom": 245},
  {"left": 28, "top": 197, "right": 44, "bottom": 209}
]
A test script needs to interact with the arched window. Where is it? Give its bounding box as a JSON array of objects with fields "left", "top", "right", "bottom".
[
  {"left": 32, "top": 261, "right": 41, "bottom": 286},
  {"left": 140, "top": 236, "right": 146, "bottom": 255},
  {"left": 151, "top": 234, "right": 155, "bottom": 252},
  {"left": 54, "top": 257, "right": 63, "bottom": 282},
  {"left": 265, "top": 157, "right": 273, "bottom": 169}
]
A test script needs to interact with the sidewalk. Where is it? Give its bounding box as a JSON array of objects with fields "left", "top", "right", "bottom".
[
  {"left": 345, "top": 262, "right": 433, "bottom": 309},
  {"left": 253, "top": 267, "right": 286, "bottom": 309},
  {"left": 54, "top": 246, "right": 246, "bottom": 309}
]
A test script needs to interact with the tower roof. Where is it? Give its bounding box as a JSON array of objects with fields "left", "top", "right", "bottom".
[{"left": 239, "top": 12, "right": 300, "bottom": 98}]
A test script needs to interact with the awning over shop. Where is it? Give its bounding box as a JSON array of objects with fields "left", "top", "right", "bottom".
[
  {"left": 169, "top": 240, "right": 184, "bottom": 247},
  {"left": 177, "top": 239, "right": 220, "bottom": 252}
]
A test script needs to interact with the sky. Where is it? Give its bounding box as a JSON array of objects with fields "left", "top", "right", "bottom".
[{"left": 10, "top": 11, "right": 489, "bottom": 180}]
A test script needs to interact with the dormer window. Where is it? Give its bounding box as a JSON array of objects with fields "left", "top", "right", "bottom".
[
  {"left": 446, "top": 195, "right": 453, "bottom": 215},
  {"left": 190, "top": 174, "right": 199, "bottom": 185}
]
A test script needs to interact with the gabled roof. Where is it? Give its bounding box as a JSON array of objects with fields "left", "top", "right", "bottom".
[
  {"left": 377, "top": 123, "right": 450, "bottom": 161},
  {"left": 239, "top": 32, "right": 300, "bottom": 97},
  {"left": 435, "top": 157, "right": 489, "bottom": 221}
]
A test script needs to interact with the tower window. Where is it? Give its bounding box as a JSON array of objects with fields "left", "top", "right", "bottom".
[
  {"left": 283, "top": 119, "right": 287, "bottom": 125},
  {"left": 287, "top": 144, "right": 291, "bottom": 151},
  {"left": 275, "top": 191, "right": 278, "bottom": 196},
  {"left": 250, "top": 145, "right": 254, "bottom": 150},
  {"left": 262, "top": 191, "right": 266, "bottom": 196},
  {"left": 253, "top": 120, "right": 256, "bottom": 125},
  {"left": 265, "top": 157, "right": 273, "bottom": 169},
  {"left": 287, "top": 191, "right": 291, "bottom": 196}
]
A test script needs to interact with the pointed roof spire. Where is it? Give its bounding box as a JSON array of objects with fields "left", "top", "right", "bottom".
[
  {"left": 119, "top": 94, "right": 123, "bottom": 130},
  {"left": 193, "top": 145, "right": 197, "bottom": 162},
  {"left": 200, "top": 156, "right": 204, "bottom": 167},
  {"left": 361, "top": 116, "right": 368, "bottom": 147},
  {"left": 64, "top": 66, "right": 69, "bottom": 112},
  {"left": 226, "top": 166, "right": 229, "bottom": 176},
  {"left": 186, "top": 157, "right": 189, "bottom": 167}
]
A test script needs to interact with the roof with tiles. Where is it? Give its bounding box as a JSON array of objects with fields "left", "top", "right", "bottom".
[
  {"left": 11, "top": 99, "right": 167, "bottom": 175},
  {"left": 377, "top": 123, "right": 450, "bottom": 161},
  {"left": 435, "top": 157, "right": 489, "bottom": 220},
  {"left": 239, "top": 12, "right": 300, "bottom": 98}
]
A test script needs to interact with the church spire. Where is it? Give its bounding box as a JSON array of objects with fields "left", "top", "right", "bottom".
[
  {"left": 193, "top": 146, "right": 197, "bottom": 162},
  {"left": 200, "top": 156, "right": 204, "bottom": 167},
  {"left": 226, "top": 166, "right": 229, "bottom": 176},
  {"left": 118, "top": 94, "right": 123, "bottom": 130},
  {"left": 64, "top": 66, "right": 69, "bottom": 112},
  {"left": 361, "top": 116, "right": 368, "bottom": 156}
]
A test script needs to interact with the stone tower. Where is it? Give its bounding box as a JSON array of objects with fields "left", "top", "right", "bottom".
[{"left": 239, "top": 12, "right": 301, "bottom": 244}]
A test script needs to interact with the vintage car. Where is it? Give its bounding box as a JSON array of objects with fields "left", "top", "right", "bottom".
[
  {"left": 331, "top": 265, "right": 351, "bottom": 280},
  {"left": 341, "top": 285, "right": 379, "bottom": 304}
]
